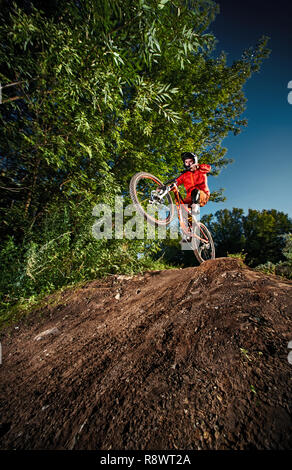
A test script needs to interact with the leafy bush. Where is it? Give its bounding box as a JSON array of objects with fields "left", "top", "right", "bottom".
[
  {"left": 274, "top": 262, "right": 292, "bottom": 280},
  {"left": 0, "top": 201, "right": 170, "bottom": 328},
  {"left": 254, "top": 261, "right": 276, "bottom": 275},
  {"left": 227, "top": 251, "right": 247, "bottom": 263},
  {"left": 255, "top": 233, "right": 292, "bottom": 279}
]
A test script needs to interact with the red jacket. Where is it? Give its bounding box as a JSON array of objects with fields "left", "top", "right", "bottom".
[{"left": 176, "top": 164, "right": 211, "bottom": 202}]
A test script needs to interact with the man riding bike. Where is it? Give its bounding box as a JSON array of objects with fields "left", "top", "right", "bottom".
[
  {"left": 176, "top": 152, "right": 211, "bottom": 243},
  {"left": 129, "top": 153, "right": 215, "bottom": 261}
]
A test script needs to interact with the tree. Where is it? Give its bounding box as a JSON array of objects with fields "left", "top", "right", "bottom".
[
  {"left": 0, "top": 0, "right": 271, "bottom": 313},
  {"left": 202, "top": 208, "right": 245, "bottom": 257},
  {"left": 243, "top": 209, "right": 292, "bottom": 266},
  {"left": 202, "top": 208, "right": 292, "bottom": 267},
  {"left": 255, "top": 233, "right": 292, "bottom": 279},
  {"left": 0, "top": 0, "right": 270, "bottom": 242}
]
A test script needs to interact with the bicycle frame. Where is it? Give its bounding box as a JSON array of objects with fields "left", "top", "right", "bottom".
[{"left": 161, "top": 182, "right": 210, "bottom": 245}]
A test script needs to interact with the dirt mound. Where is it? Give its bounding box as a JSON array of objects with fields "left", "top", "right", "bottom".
[{"left": 0, "top": 257, "right": 292, "bottom": 450}]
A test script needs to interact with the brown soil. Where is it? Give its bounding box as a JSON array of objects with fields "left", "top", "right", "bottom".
[{"left": 0, "top": 257, "right": 292, "bottom": 450}]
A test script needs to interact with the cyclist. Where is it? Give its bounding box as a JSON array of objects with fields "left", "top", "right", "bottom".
[
  {"left": 176, "top": 152, "right": 211, "bottom": 243},
  {"left": 176, "top": 152, "right": 211, "bottom": 208}
]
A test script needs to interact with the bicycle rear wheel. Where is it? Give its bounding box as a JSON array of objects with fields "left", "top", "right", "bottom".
[
  {"left": 192, "top": 222, "right": 215, "bottom": 263},
  {"left": 129, "top": 172, "right": 175, "bottom": 226}
]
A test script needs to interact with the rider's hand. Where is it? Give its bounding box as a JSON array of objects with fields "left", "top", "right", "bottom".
[{"left": 190, "top": 163, "right": 199, "bottom": 172}]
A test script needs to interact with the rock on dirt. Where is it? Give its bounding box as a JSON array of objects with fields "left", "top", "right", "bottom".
[
  {"left": 34, "top": 327, "right": 60, "bottom": 341},
  {"left": 0, "top": 257, "right": 292, "bottom": 450}
]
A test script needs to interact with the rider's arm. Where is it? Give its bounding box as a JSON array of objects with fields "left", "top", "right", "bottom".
[
  {"left": 198, "top": 164, "right": 211, "bottom": 174},
  {"left": 175, "top": 173, "right": 185, "bottom": 186},
  {"left": 203, "top": 174, "right": 210, "bottom": 196}
]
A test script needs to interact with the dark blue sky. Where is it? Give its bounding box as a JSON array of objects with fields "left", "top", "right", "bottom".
[{"left": 201, "top": 0, "right": 292, "bottom": 218}]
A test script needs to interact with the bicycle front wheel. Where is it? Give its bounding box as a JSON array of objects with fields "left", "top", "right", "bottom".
[
  {"left": 192, "top": 222, "right": 215, "bottom": 263},
  {"left": 129, "top": 172, "right": 175, "bottom": 226}
]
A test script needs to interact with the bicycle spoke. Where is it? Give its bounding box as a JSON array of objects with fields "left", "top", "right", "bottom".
[
  {"left": 130, "top": 172, "right": 174, "bottom": 226},
  {"left": 191, "top": 222, "right": 215, "bottom": 263}
]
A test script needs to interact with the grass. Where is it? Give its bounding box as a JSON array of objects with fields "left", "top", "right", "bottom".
[{"left": 0, "top": 279, "right": 90, "bottom": 333}]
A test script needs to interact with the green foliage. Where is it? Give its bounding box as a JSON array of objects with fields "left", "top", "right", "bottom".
[
  {"left": 227, "top": 251, "right": 247, "bottom": 265},
  {"left": 0, "top": 1, "right": 270, "bottom": 239},
  {"left": 203, "top": 209, "right": 292, "bottom": 267},
  {"left": 255, "top": 234, "right": 292, "bottom": 279},
  {"left": 254, "top": 261, "right": 276, "bottom": 276},
  {"left": 0, "top": 200, "right": 171, "bottom": 327},
  {"left": 242, "top": 209, "right": 291, "bottom": 266},
  {"left": 275, "top": 261, "right": 292, "bottom": 280},
  {"left": 227, "top": 251, "right": 246, "bottom": 261},
  {"left": 203, "top": 208, "right": 246, "bottom": 256},
  {"left": 282, "top": 233, "right": 292, "bottom": 262},
  {"left": 0, "top": 1, "right": 271, "bottom": 323}
]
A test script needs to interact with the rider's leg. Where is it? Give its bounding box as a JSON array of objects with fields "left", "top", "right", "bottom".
[
  {"left": 191, "top": 188, "right": 200, "bottom": 215},
  {"left": 182, "top": 191, "right": 199, "bottom": 243},
  {"left": 183, "top": 191, "right": 199, "bottom": 243}
]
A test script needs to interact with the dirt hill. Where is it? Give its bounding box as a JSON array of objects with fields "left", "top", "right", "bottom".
[{"left": 0, "top": 257, "right": 292, "bottom": 450}]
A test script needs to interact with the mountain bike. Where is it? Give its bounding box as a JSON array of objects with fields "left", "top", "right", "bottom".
[{"left": 129, "top": 171, "right": 215, "bottom": 264}]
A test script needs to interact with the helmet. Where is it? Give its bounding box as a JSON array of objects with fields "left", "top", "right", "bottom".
[{"left": 181, "top": 152, "right": 198, "bottom": 169}]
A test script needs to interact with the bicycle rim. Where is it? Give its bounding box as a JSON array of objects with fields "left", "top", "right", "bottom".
[
  {"left": 129, "top": 172, "right": 174, "bottom": 226},
  {"left": 192, "top": 222, "right": 215, "bottom": 263}
]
